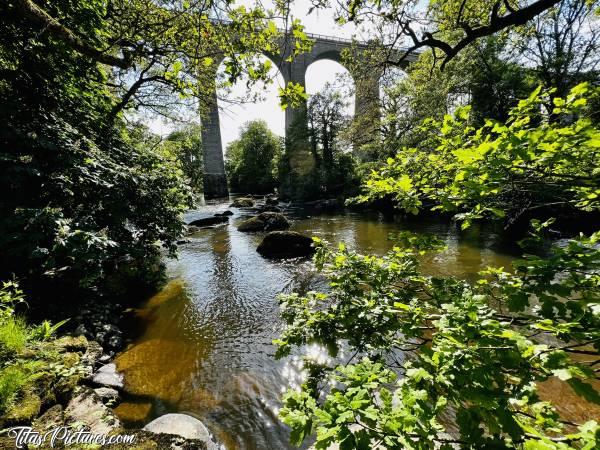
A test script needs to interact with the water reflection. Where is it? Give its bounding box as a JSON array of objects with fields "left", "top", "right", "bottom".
[{"left": 115, "top": 201, "right": 526, "bottom": 449}]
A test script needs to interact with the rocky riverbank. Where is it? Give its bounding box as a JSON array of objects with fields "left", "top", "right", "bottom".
[{"left": 0, "top": 298, "right": 223, "bottom": 449}]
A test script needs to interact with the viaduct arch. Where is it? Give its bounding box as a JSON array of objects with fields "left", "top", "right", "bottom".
[{"left": 201, "top": 32, "right": 418, "bottom": 198}]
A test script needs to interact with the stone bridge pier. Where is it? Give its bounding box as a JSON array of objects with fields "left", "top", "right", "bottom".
[{"left": 200, "top": 34, "right": 416, "bottom": 199}]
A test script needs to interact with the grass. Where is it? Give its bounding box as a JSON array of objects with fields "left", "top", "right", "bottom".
[
  {"left": 0, "top": 364, "right": 34, "bottom": 413},
  {"left": 0, "top": 316, "right": 29, "bottom": 354}
]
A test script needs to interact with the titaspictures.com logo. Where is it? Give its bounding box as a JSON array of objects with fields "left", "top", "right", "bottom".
[{"left": 6, "top": 426, "right": 136, "bottom": 448}]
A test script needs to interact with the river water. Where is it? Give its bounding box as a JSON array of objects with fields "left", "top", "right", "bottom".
[{"left": 112, "top": 198, "right": 596, "bottom": 449}]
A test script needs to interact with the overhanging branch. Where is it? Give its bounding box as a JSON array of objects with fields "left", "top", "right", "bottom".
[{"left": 12, "top": 0, "right": 132, "bottom": 69}]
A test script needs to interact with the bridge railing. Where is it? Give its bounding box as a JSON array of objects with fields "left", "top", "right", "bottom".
[{"left": 209, "top": 17, "right": 416, "bottom": 55}]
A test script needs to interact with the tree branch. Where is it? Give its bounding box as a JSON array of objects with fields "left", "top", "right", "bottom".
[{"left": 11, "top": 0, "right": 132, "bottom": 69}]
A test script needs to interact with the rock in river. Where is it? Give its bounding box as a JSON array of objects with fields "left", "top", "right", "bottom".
[
  {"left": 91, "top": 363, "right": 124, "bottom": 390},
  {"left": 256, "top": 231, "right": 315, "bottom": 258},
  {"left": 230, "top": 197, "right": 254, "bottom": 207},
  {"left": 144, "top": 413, "right": 219, "bottom": 449},
  {"left": 237, "top": 212, "right": 290, "bottom": 232},
  {"left": 188, "top": 216, "right": 229, "bottom": 227}
]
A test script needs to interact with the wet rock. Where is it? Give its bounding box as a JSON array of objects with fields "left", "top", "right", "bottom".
[
  {"left": 186, "top": 225, "right": 202, "bottom": 234},
  {"left": 114, "top": 401, "right": 153, "bottom": 424},
  {"left": 265, "top": 197, "right": 279, "bottom": 205},
  {"left": 188, "top": 216, "right": 229, "bottom": 227},
  {"left": 238, "top": 212, "right": 290, "bottom": 232},
  {"left": 94, "top": 387, "right": 120, "bottom": 405},
  {"left": 143, "top": 413, "right": 219, "bottom": 448},
  {"left": 177, "top": 239, "right": 191, "bottom": 245},
  {"left": 92, "top": 363, "right": 124, "bottom": 390},
  {"left": 230, "top": 197, "right": 254, "bottom": 207},
  {"left": 65, "top": 387, "right": 121, "bottom": 435},
  {"left": 95, "top": 331, "right": 106, "bottom": 344},
  {"left": 256, "top": 231, "right": 315, "bottom": 258},
  {"left": 214, "top": 210, "right": 234, "bottom": 217}
]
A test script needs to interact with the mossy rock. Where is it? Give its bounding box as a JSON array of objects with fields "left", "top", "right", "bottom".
[
  {"left": 54, "top": 335, "right": 89, "bottom": 352},
  {"left": 61, "top": 351, "right": 81, "bottom": 367},
  {"left": 238, "top": 212, "right": 290, "bottom": 232},
  {"left": 4, "top": 389, "right": 42, "bottom": 424},
  {"left": 230, "top": 197, "right": 254, "bottom": 207},
  {"left": 32, "top": 404, "right": 65, "bottom": 431}
]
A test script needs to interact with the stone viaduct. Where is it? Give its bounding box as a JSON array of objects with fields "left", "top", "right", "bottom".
[{"left": 201, "top": 32, "right": 419, "bottom": 198}]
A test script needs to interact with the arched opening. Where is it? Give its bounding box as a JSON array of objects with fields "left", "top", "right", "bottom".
[
  {"left": 305, "top": 59, "right": 355, "bottom": 117},
  {"left": 210, "top": 55, "right": 286, "bottom": 195},
  {"left": 216, "top": 55, "right": 286, "bottom": 154}
]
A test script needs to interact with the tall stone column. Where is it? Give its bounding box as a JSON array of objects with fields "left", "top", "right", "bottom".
[
  {"left": 280, "top": 56, "right": 316, "bottom": 199},
  {"left": 353, "top": 72, "right": 381, "bottom": 152},
  {"left": 201, "top": 85, "right": 229, "bottom": 199}
]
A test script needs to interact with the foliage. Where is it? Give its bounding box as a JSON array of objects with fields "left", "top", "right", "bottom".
[
  {"left": 277, "top": 84, "right": 600, "bottom": 448},
  {"left": 226, "top": 120, "right": 282, "bottom": 194},
  {"left": 277, "top": 227, "right": 600, "bottom": 449},
  {"left": 306, "top": 84, "right": 361, "bottom": 197},
  {"left": 0, "top": 0, "right": 195, "bottom": 301},
  {"left": 0, "top": 281, "right": 64, "bottom": 415},
  {"left": 160, "top": 124, "right": 204, "bottom": 195},
  {"left": 313, "top": 0, "right": 570, "bottom": 68},
  {"left": 356, "top": 83, "right": 600, "bottom": 227}
]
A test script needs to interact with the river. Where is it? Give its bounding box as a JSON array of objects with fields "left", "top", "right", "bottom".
[{"left": 111, "top": 198, "right": 573, "bottom": 449}]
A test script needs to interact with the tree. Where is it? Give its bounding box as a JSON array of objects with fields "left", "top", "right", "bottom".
[
  {"left": 308, "top": 84, "right": 351, "bottom": 170},
  {"left": 161, "top": 124, "right": 204, "bottom": 194},
  {"left": 315, "top": 0, "right": 567, "bottom": 69},
  {"left": 3, "top": 0, "right": 313, "bottom": 124},
  {"left": 513, "top": 0, "right": 600, "bottom": 99},
  {"left": 276, "top": 84, "right": 600, "bottom": 449},
  {"left": 0, "top": 0, "right": 314, "bottom": 302},
  {"left": 225, "top": 120, "right": 282, "bottom": 194},
  {"left": 304, "top": 84, "right": 360, "bottom": 197},
  {"left": 358, "top": 83, "right": 600, "bottom": 227}
]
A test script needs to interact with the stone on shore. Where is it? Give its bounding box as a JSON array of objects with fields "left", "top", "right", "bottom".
[
  {"left": 64, "top": 387, "right": 122, "bottom": 435},
  {"left": 256, "top": 231, "right": 315, "bottom": 258},
  {"left": 91, "top": 363, "right": 124, "bottom": 390},
  {"left": 237, "top": 212, "right": 290, "bottom": 232},
  {"left": 143, "top": 413, "right": 219, "bottom": 449}
]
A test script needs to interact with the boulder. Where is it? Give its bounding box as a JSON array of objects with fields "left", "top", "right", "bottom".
[
  {"left": 188, "top": 216, "right": 229, "bottom": 227},
  {"left": 230, "top": 197, "right": 254, "bottom": 207},
  {"left": 91, "top": 363, "right": 124, "bottom": 390},
  {"left": 256, "top": 231, "right": 315, "bottom": 258},
  {"left": 143, "top": 413, "right": 219, "bottom": 449},
  {"left": 237, "top": 212, "right": 290, "bottom": 232},
  {"left": 33, "top": 404, "right": 64, "bottom": 431},
  {"left": 214, "top": 210, "right": 234, "bottom": 217},
  {"left": 54, "top": 335, "right": 88, "bottom": 352},
  {"left": 94, "top": 387, "right": 120, "bottom": 405},
  {"left": 64, "top": 387, "right": 121, "bottom": 435}
]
